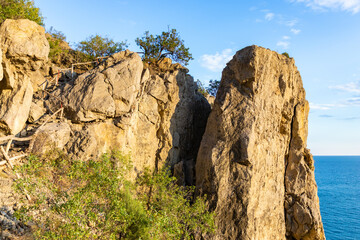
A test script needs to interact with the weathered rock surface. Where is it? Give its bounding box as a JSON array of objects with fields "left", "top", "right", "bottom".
[
  {"left": 196, "top": 46, "right": 324, "bottom": 240},
  {"left": 29, "top": 122, "right": 71, "bottom": 155},
  {"left": 0, "top": 19, "right": 325, "bottom": 240},
  {"left": 0, "top": 19, "right": 49, "bottom": 136},
  {"left": 62, "top": 50, "right": 143, "bottom": 122},
  {"left": 28, "top": 100, "right": 46, "bottom": 123},
  {"left": 50, "top": 54, "right": 211, "bottom": 176}
]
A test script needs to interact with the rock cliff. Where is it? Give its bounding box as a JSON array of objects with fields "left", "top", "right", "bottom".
[
  {"left": 43, "top": 51, "right": 211, "bottom": 177},
  {"left": 0, "top": 19, "right": 324, "bottom": 240},
  {"left": 0, "top": 19, "right": 49, "bottom": 136},
  {"left": 196, "top": 46, "right": 324, "bottom": 240}
]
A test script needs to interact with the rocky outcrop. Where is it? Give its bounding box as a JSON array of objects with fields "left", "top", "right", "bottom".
[
  {"left": 44, "top": 53, "right": 211, "bottom": 176},
  {"left": 0, "top": 19, "right": 49, "bottom": 135},
  {"left": 62, "top": 50, "right": 143, "bottom": 122},
  {"left": 0, "top": 19, "right": 325, "bottom": 240},
  {"left": 196, "top": 46, "right": 324, "bottom": 239}
]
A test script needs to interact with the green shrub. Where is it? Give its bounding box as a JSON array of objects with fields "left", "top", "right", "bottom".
[
  {"left": 0, "top": 0, "right": 43, "bottom": 25},
  {"left": 282, "top": 52, "right": 290, "bottom": 58},
  {"left": 46, "top": 27, "right": 71, "bottom": 65},
  {"left": 14, "top": 150, "right": 214, "bottom": 239},
  {"left": 135, "top": 28, "right": 193, "bottom": 66},
  {"left": 76, "top": 34, "right": 128, "bottom": 61},
  {"left": 206, "top": 80, "right": 220, "bottom": 96},
  {"left": 196, "top": 80, "right": 209, "bottom": 98}
]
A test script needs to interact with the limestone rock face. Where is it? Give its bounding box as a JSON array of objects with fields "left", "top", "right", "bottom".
[
  {"left": 0, "top": 19, "right": 49, "bottom": 89},
  {"left": 0, "top": 19, "right": 49, "bottom": 135},
  {"left": 57, "top": 55, "right": 210, "bottom": 175},
  {"left": 62, "top": 50, "right": 143, "bottom": 122},
  {"left": 29, "top": 122, "right": 71, "bottom": 155},
  {"left": 28, "top": 100, "right": 46, "bottom": 123},
  {"left": 0, "top": 19, "right": 49, "bottom": 61},
  {"left": 196, "top": 46, "right": 324, "bottom": 240}
]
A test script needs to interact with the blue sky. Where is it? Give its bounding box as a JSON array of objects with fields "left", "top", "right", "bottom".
[{"left": 35, "top": 0, "right": 360, "bottom": 155}]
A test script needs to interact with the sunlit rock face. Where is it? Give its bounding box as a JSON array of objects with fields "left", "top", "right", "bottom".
[
  {"left": 0, "top": 19, "right": 49, "bottom": 135},
  {"left": 196, "top": 45, "right": 325, "bottom": 240}
]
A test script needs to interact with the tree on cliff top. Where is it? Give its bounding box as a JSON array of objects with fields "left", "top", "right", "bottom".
[
  {"left": 0, "top": 0, "right": 43, "bottom": 25},
  {"left": 76, "top": 34, "right": 128, "bottom": 61},
  {"left": 135, "top": 28, "right": 193, "bottom": 66}
]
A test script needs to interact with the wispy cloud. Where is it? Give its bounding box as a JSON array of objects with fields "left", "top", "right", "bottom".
[
  {"left": 284, "top": 19, "right": 298, "bottom": 27},
  {"left": 310, "top": 96, "right": 360, "bottom": 110},
  {"left": 277, "top": 41, "right": 290, "bottom": 49},
  {"left": 341, "top": 116, "right": 360, "bottom": 120},
  {"left": 346, "top": 96, "right": 360, "bottom": 105},
  {"left": 293, "top": 0, "right": 360, "bottom": 13},
  {"left": 319, "top": 114, "right": 334, "bottom": 118},
  {"left": 291, "top": 28, "right": 301, "bottom": 34},
  {"left": 330, "top": 81, "right": 360, "bottom": 94},
  {"left": 265, "top": 12, "right": 275, "bottom": 21},
  {"left": 200, "top": 49, "right": 234, "bottom": 72},
  {"left": 310, "top": 103, "right": 339, "bottom": 110}
]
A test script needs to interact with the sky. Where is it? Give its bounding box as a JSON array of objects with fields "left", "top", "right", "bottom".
[{"left": 34, "top": 0, "right": 360, "bottom": 155}]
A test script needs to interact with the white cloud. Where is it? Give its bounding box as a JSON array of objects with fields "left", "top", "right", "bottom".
[
  {"left": 291, "top": 28, "right": 301, "bottom": 34},
  {"left": 265, "top": 12, "right": 275, "bottom": 21},
  {"left": 294, "top": 0, "right": 360, "bottom": 13},
  {"left": 330, "top": 81, "right": 360, "bottom": 93},
  {"left": 346, "top": 96, "right": 360, "bottom": 105},
  {"left": 310, "top": 97, "right": 360, "bottom": 110},
  {"left": 310, "top": 103, "right": 332, "bottom": 110},
  {"left": 310, "top": 102, "right": 345, "bottom": 110},
  {"left": 284, "top": 19, "right": 298, "bottom": 27},
  {"left": 283, "top": 35, "right": 291, "bottom": 40},
  {"left": 200, "top": 49, "right": 234, "bottom": 72},
  {"left": 277, "top": 41, "right": 290, "bottom": 49}
]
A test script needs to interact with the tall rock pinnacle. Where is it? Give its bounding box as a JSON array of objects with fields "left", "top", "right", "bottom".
[{"left": 196, "top": 46, "right": 325, "bottom": 240}]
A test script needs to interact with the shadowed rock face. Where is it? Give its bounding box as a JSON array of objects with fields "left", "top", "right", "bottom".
[{"left": 196, "top": 46, "right": 324, "bottom": 240}]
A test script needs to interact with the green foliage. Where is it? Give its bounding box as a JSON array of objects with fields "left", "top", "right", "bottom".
[
  {"left": 77, "top": 34, "right": 128, "bottom": 61},
  {"left": 14, "top": 150, "right": 214, "bottom": 239},
  {"left": 196, "top": 80, "right": 209, "bottom": 98},
  {"left": 0, "top": 0, "right": 43, "bottom": 25},
  {"left": 46, "top": 27, "right": 69, "bottom": 64},
  {"left": 135, "top": 28, "right": 193, "bottom": 66},
  {"left": 282, "top": 52, "right": 290, "bottom": 58},
  {"left": 137, "top": 168, "right": 214, "bottom": 239},
  {"left": 206, "top": 80, "right": 220, "bottom": 96}
]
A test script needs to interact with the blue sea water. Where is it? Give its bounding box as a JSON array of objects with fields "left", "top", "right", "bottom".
[{"left": 314, "top": 156, "right": 360, "bottom": 240}]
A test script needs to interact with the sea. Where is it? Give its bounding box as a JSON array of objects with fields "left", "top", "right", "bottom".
[{"left": 314, "top": 156, "right": 360, "bottom": 240}]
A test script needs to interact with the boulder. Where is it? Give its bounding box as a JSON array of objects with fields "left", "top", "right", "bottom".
[
  {"left": 0, "top": 19, "right": 49, "bottom": 89},
  {"left": 28, "top": 100, "right": 46, "bottom": 123},
  {"left": 195, "top": 46, "right": 324, "bottom": 239},
  {"left": 0, "top": 19, "right": 49, "bottom": 136},
  {"left": 62, "top": 50, "right": 143, "bottom": 122},
  {"left": 29, "top": 122, "right": 71, "bottom": 155},
  {"left": 0, "top": 78, "right": 33, "bottom": 135}
]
